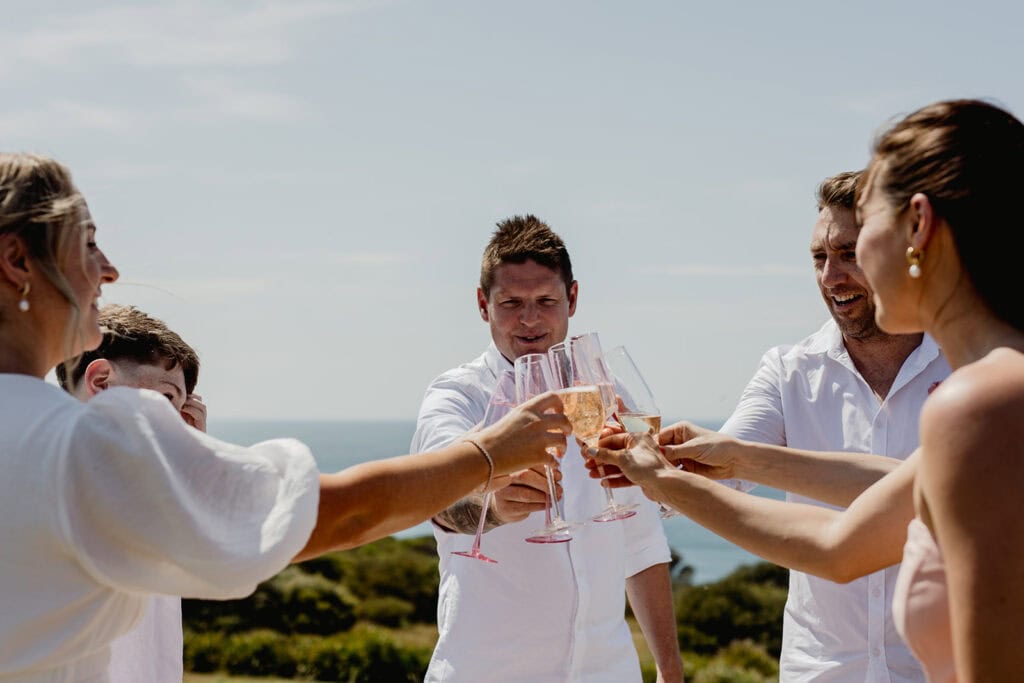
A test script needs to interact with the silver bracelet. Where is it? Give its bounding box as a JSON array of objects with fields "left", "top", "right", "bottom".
[{"left": 463, "top": 438, "right": 494, "bottom": 492}]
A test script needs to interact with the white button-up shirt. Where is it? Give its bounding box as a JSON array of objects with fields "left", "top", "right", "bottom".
[
  {"left": 721, "top": 319, "right": 950, "bottom": 683},
  {"left": 411, "top": 343, "right": 671, "bottom": 683}
]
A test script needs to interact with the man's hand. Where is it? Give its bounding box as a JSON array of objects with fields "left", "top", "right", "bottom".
[
  {"left": 658, "top": 420, "right": 741, "bottom": 480},
  {"left": 491, "top": 465, "right": 561, "bottom": 524},
  {"left": 181, "top": 394, "right": 208, "bottom": 432}
]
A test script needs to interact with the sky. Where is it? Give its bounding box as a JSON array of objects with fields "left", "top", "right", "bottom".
[{"left": 4, "top": 0, "right": 1022, "bottom": 421}]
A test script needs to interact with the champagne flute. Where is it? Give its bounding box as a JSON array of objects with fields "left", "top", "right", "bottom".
[
  {"left": 451, "top": 370, "right": 518, "bottom": 563},
  {"left": 603, "top": 345, "right": 677, "bottom": 519},
  {"left": 514, "top": 353, "right": 572, "bottom": 544},
  {"left": 569, "top": 333, "right": 639, "bottom": 522}
]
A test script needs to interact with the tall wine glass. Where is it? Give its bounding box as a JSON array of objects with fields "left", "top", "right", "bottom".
[
  {"left": 569, "top": 333, "right": 639, "bottom": 522},
  {"left": 603, "top": 345, "right": 677, "bottom": 519},
  {"left": 514, "top": 353, "right": 572, "bottom": 544},
  {"left": 451, "top": 370, "right": 518, "bottom": 563}
]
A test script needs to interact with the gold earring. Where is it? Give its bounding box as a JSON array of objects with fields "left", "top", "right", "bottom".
[
  {"left": 906, "top": 247, "right": 923, "bottom": 279},
  {"left": 18, "top": 282, "right": 30, "bottom": 312}
]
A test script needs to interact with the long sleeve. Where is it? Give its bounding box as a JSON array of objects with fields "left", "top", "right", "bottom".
[{"left": 58, "top": 387, "right": 320, "bottom": 600}]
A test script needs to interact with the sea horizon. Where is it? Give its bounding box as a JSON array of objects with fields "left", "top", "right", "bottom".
[{"left": 208, "top": 418, "right": 783, "bottom": 584}]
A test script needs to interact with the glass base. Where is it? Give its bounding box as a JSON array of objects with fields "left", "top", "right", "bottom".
[
  {"left": 525, "top": 529, "right": 573, "bottom": 544},
  {"left": 591, "top": 504, "right": 639, "bottom": 523},
  {"left": 451, "top": 549, "right": 498, "bottom": 563}
]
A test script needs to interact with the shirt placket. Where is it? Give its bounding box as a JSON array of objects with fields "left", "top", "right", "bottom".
[{"left": 867, "top": 403, "right": 892, "bottom": 682}]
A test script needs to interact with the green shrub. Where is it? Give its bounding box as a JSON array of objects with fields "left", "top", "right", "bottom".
[
  {"left": 692, "top": 659, "right": 772, "bottom": 683},
  {"left": 222, "top": 629, "right": 296, "bottom": 677},
  {"left": 355, "top": 596, "right": 416, "bottom": 628},
  {"left": 299, "top": 537, "right": 440, "bottom": 624},
  {"left": 716, "top": 640, "right": 778, "bottom": 677},
  {"left": 182, "top": 630, "right": 225, "bottom": 673},
  {"left": 184, "top": 566, "right": 357, "bottom": 636},
  {"left": 675, "top": 562, "right": 787, "bottom": 656},
  {"left": 304, "top": 626, "right": 430, "bottom": 682}
]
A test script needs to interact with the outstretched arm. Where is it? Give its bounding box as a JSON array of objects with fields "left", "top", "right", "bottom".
[
  {"left": 296, "top": 393, "right": 569, "bottom": 559},
  {"left": 659, "top": 422, "right": 900, "bottom": 508},
  {"left": 591, "top": 434, "right": 916, "bottom": 583}
]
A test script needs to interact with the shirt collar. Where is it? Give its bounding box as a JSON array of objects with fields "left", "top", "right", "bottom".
[
  {"left": 821, "top": 318, "right": 944, "bottom": 396},
  {"left": 483, "top": 341, "right": 515, "bottom": 381}
]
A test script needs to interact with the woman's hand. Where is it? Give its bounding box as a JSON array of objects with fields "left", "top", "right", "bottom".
[
  {"left": 476, "top": 392, "right": 571, "bottom": 476},
  {"left": 585, "top": 432, "right": 676, "bottom": 492}
]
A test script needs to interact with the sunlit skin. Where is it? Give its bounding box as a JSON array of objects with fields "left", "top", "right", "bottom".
[
  {"left": 477, "top": 259, "right": 578, "bottom": 363},
  {"left": 810, "top": 206, "right": 884, "bottom": 341}
]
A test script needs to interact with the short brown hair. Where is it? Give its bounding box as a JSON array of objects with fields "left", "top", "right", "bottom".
[
  {"left": 56, "top": 305, "right": 200, "bottom": 393},
  {"left": 479, "top": 215, "right": 574, "bottom": 298},
  {"left": 816, "top": 171, "right": 863, "bottom": 211},
  {"left": 863, "top": 99, "right": 1024, "bottom": 331}
]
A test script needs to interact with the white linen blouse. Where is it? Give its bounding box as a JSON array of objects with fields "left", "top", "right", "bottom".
[{"left": 0, "top": 375, "right": 319, "bottom": 683}]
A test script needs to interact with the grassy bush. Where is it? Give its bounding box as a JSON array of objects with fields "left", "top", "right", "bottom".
[
  {"left": 675, "top": 563, "right": 787, "bottom": 656},
  {"left": 184, "top": 567, "right": 357, "bottom": 636},
  {"left": 183, "top": 630, "right": 225, "bottom": 673},
  {"left": 354, "top": 596, "right": 416, "bottom": 628},
  {"left": 222, "top": 630, "right": 296, "bottom": 678}
]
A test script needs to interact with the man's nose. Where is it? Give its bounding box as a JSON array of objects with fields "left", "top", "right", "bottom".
[
  {"left": 821, "top": 258, "right": 846, "bottom": 287},
  {"left": 519, "top": 303, "right": 541, "bottom": 324}
]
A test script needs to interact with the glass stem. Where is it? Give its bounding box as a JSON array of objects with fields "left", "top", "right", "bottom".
[{"left": 471, "top": 492, "right": 492, "bottom": 552}]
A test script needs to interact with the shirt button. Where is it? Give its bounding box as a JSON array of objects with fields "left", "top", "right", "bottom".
[
  {"left": 872, "top": 587, "right": 882, "bottom": 598},
  {"left": 872, "top": 647, "right": 881, "bottom": 657}
]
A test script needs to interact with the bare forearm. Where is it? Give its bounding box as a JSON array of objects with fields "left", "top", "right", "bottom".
[
  {"left": 732, "top": 441, "right": 900, "bottom": 507},
  {"left": 650, "top": 469, "right": 905, "bottom": 582},
  {"left": 294, "top": 443, "right": 489, "bottom": 561},
  {"left": 433, "top": 494, "right": 502, "bottom": 535},
  {"left": 626, "top": 563, "right": 683, "bottom": 683}
]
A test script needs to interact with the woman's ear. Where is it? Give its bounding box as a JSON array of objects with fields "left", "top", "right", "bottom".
[
  {"left": 0, "top": 233, "right": 30, "bottom": 291},
  {"left": 907, "top": 192, "right": 937, "bottom": 251}
]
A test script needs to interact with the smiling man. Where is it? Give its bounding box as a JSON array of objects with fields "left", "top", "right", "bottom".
[
  {"left": 718, "top": 172, "right": 950, "bottom": 682},
  {"left": 411, "top": 215, "right": 682, "bottom": 683}
]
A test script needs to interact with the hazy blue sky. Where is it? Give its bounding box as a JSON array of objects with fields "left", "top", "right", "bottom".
[{"left": 5, "top": 0, "right": 1021, "bottom": 420}]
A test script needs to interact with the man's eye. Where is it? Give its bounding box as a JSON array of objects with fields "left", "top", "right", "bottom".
[
  {"left": 164, "top": 394, "right": 175, "bottom": 403},
  {"left": 500, "top": 301, "right": 519, "bottom": 308}
]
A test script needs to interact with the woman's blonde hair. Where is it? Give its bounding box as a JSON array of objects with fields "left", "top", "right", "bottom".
[{"left": 0, "top": 152, "right": 87, "bottom": 344}]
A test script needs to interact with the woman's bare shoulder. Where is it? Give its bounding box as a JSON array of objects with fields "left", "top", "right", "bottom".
[{"left": 920, "top": 348, "right": 1024, "bottom": 465}]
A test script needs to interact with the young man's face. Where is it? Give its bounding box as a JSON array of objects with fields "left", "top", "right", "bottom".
[{"left": 477, "top": 259, "right": 578, "bottom": 362}]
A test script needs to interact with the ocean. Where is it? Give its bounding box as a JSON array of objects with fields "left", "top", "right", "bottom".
[{"left": 208, "top": 419, "right": 785, "bottom": 584}]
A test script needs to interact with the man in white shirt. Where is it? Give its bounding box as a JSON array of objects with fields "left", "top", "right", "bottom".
[
  {"left": 720, "top": 172, "right": 950, "bottom": 682},
  {"left": 412, "top": 215, "right": 682, "bottom": 683},
  {"left": 56, "top": 304, "right": 205, "bottom": 683}
]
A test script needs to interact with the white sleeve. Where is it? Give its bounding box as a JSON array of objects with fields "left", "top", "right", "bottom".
[
  {"left": 58, "top": 387, "right": 320, "bottom": 600},
  {"left": 410, "top": 375, "right": 486, "bottom": 453},
  {"left": 619, "top": 488, "right": 673, "bottom": 578},
  {"left": 717, "top": 349, "right": 787, "bottom": 492}
]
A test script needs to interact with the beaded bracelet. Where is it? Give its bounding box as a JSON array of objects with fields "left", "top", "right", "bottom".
[{"left": 463, "top": 438, "right": 494, "bottom": 492}]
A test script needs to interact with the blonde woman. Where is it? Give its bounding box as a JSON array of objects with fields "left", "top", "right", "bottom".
[{"left": 0, "top": 152, "right": 569, "bottom": 681}]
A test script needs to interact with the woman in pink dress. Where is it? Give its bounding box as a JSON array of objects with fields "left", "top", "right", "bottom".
[{"left": 591, "top": 99, "right": 1024, "bottom": 682}]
